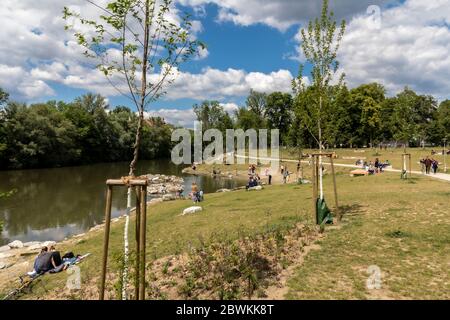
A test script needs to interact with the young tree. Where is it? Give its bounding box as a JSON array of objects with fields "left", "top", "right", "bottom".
[
  {"left": 293, "top": 0, "right": 346, "bottom": 151},
  {"left": 63, "top": 0, "right": 204, "bottom": 299}
]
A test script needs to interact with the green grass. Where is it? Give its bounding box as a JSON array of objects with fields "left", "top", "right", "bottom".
[
  {"left": 2, "top": 171, "right": 449, "bottom": 300},
  {"left": 1, "top": 182, "right": 315, "bottom": 299},
  {"left": 285, "top": 174, "right": 450, "bottom": 300}
]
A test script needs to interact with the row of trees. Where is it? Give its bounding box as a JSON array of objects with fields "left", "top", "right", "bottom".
[
  {"left": 193, "top": 85, "right": 450, "bottom": 149},
  {"left": 0, "top": 91, "right": 173, "bottom": 170}
]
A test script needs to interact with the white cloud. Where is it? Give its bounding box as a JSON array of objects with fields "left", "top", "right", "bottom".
[
  {"left": 0, "top": 64, "right": 54, "bottom": 99},
  {"left": 0, "top": 0, "right": 207, "bottom": 101},
  {"left": 291, "top": 0, "right": 450, "bottom": 99},
  {"left": 337, "top": 0, "right": 450, "bottom": 98},
  {"left": 220, "top": 102, "right": 239, "bottom": 114},
  {"left": 143, "top": 103, "right": 239, "bottom": 128},
  {"left": 163, "top": 67, "right": 293, "bottom": 100},
  {"left": 145, "top": 108, "right": 197, "bottom": 128},
  {"left": 179, "top": 0, "right": 398, "bottom": 31}
]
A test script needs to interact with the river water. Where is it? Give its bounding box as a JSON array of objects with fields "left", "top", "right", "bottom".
[{"left": 0, "top": 160, "right": 242, "bottom": 245}]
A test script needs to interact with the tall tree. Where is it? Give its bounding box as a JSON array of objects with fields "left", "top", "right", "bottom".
[
  {"left": 390, "top": 88, "right": 437, "bottom": 147},
  {"left": 193, "top": 101, "right": 234, "bottom": 134},
  {"left": 245, "top": 90, "right": 267, "bottom": 127},
  {"left": 350, "top": 83, "right": 386, "bottom": 147},
  {"left": 265, "top": 92, "right": 293, "bottom": 145},
  {"left": 293, "top": 0, "right": 346, "bottom": 151}
]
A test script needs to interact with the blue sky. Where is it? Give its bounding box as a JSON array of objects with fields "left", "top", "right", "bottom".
[{"left": 0, "top": 0, "right": 449, "bottom": 126}]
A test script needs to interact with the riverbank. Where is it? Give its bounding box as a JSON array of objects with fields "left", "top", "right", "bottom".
[{"left": 1, "top": 170, "right": 448, "bottom": 300}]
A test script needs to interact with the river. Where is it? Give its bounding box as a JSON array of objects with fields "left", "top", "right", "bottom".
[{"left": 0, "top": 160, "right": 243, "bottom": 246}]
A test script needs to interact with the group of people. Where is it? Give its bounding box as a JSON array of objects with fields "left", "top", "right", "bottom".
[
  {"left": 356, "top": 158, "right": 390, "bottom": 175},
  {"left": 431, "top": 149, "right": 450, "bottom": 156},
  {"left": 29, "top": 245, "right": 81, "bottom": 278},
  {"left": 247, "top": 164, "right": 262, "bottom": 189},
  {"left": 420, "top": 157, "right": 439, "bottom": 175}
]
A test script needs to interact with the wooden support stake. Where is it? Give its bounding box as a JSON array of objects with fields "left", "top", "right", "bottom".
[
  {"left": 312, "top": 156, "right": 318, "bottom": 225},
  {"left": 330, "top": 157, "right": 340, "bottom": 221},
  {"left": 134, "top": 188, "right": 141, "bottom": 300},
  {"left": 409, "top": 154, "right": 412, "bottom": 178},
  {"left": 139, "top": 186, "right": 147, "bottom": 300},
  {"left": 99, "top": 185, "right": 113, "bottom": 300}
]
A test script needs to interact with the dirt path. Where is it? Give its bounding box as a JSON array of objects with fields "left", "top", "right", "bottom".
[{"left": 237, "top": 155, "right": 450, "bottom": 183}]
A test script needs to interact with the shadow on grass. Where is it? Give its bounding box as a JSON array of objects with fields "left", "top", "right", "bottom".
[{"left": 339, "top": 204, "right": 365, "bottom": 218}]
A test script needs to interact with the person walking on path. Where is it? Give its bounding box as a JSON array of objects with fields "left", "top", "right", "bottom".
[
  {"left": 424, "top": 157, "right": 433, "bottom": 175},
  {"left": 432, "top": 159, "right": 439, "bottom": 174}
]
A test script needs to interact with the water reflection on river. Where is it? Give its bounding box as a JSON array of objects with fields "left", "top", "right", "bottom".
[{"left": 0, "top": 160, "right": 242, "bottom": 245}]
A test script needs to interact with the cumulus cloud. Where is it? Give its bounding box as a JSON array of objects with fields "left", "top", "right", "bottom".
[
  {"left": 164, "top": 67, "right": 293, "bottom": 100},
  {"left": 337, "top": 0, "right": 450, "bottom": 98},
  {"left": 0, "top": 0, "right": 206, "bottom": 100},
  {"left": 145, "top": 108, "right": 197, "bottom": 128},
  {"left": 220, "top": 102, "right": 239, "bottom": 114},
  {"left": 143, "top": 103, "right": 239, "bottom": 128},
  {"left": 179, "top": 0, "right": 398, "bottom": 31},
  {"left": 291, "top": 0, "right": 450, "bottom": 99}
]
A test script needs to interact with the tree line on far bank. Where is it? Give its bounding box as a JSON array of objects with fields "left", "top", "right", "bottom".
[
  {"left": 0, "top": 89, "right": 173, "bottom": 170},
  {"left": 193, "top": 85, "right": 450, "bottom": 149}
]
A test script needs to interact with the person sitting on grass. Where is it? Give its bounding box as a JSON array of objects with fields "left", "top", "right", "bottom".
[
  {"left": 191, "top": 182, "right": 201, "bottom": 203},
  {"left": 246, "top": 177, "right": 258, "bottom": 190},
  {"left": 368, "top": 162, "right": 376, "bottom": 175},
  {"left": 30, "top": 246, "right": 63, "bottom": 277}
]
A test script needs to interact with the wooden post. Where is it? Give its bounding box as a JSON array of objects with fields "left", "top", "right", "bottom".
[
  {"left": 134, "top": 188, "right": 141, "bottom": 300},
  {"left": 330, "top": 157, "right": 340, "bottom": 221},
  {"left": 312, "top": 156, "right": 317, "bottom": 224},
  {"left": 315, "top": 155, "right": 320, "bottom": 196},
  {"left": 100, "top": 179, "right": 148, "bottom": 300},
  {"left": 99, "top": 185, "right": 113, "bottom": 300},
  {"left": 409, "top": 154, "right": 412, "bottom": 178},
  {"left": 139, "top": 185, "right": 147, "bottom": 300}
]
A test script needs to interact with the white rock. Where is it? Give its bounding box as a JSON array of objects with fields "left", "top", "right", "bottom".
[
  {"left": 182, "top": 206, "right": 203, "bottom": 216},
  {"left": 0, "top": 245, "right": 11, "bottom": 253},
  {"left": 162, "top": 194, "right": 176, "bottom": 201},
  {"left": 0, "top": 252, "right": 14, "bottom": 259},
  {"left": 0, "top": 262, "right": 6, "bottom": 269},
  {"left": 8, "top": 240, "right": 24, "bottom": 249},
  {"left": 216, "top": 189, "right": 231, "bottom": 193},
  {"left": 149, "top": 198, "right": 163, "bottom": 205},
  {"left": 247, "top": 186, "right": 263, "bottom": 191}
]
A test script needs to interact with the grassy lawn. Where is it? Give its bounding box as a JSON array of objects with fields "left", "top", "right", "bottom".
[
  {"left": 286, "top": 174, "right": 450, "bottom": 300},
  {"left": 1, "top": 170, "right": 448, "bottom": 300},
  {"left": 1, "top": 181, "right": 315, "bottom": 299}
]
